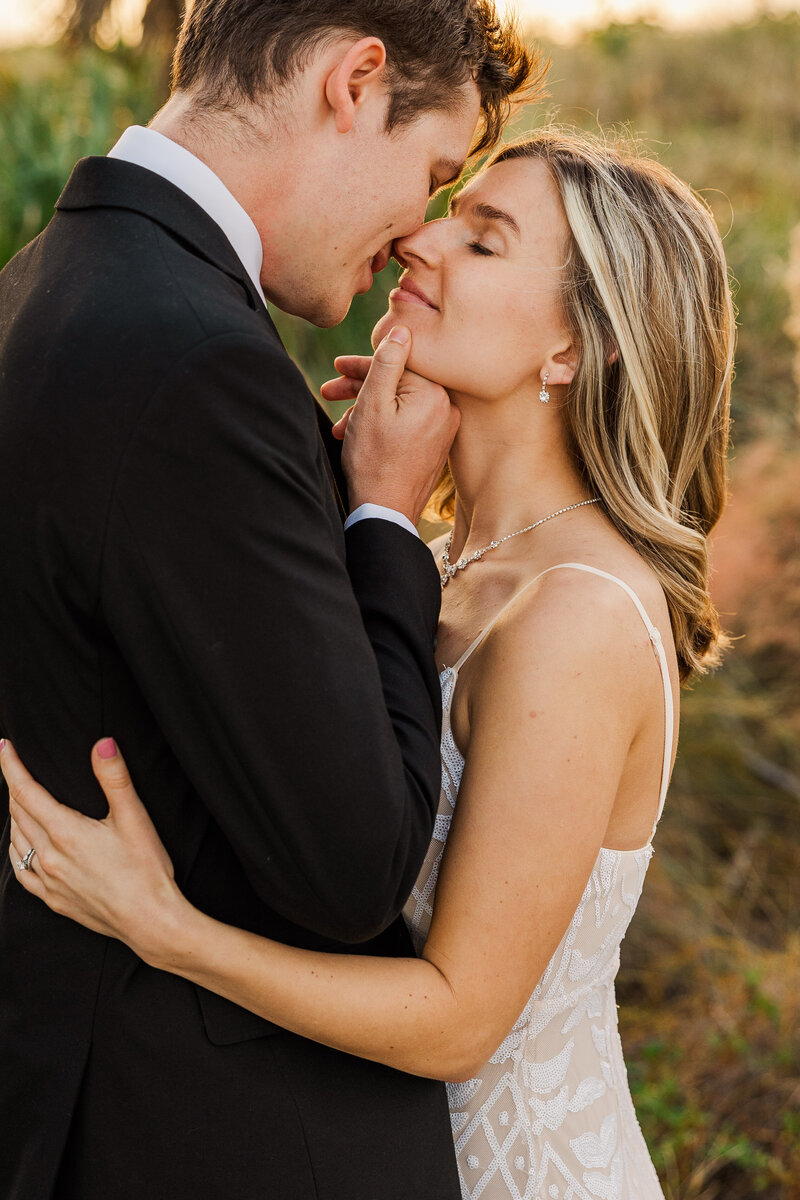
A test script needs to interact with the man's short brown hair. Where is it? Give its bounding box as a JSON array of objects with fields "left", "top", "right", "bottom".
[{"left": 172, "top": 0, "right": 547, "bottom": 157}]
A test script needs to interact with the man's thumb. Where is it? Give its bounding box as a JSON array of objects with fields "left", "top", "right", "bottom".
[{"left": 366, "top": 326, "right": 412, "bottom": 390}]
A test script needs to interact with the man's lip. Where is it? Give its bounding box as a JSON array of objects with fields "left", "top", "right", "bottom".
[{"left": 392, "top": 277, "right": 438, "bottom": 310}]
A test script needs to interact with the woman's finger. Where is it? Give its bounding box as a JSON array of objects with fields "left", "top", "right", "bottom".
[
  {"left": 8, "top": 788, "right": 54, "bottom": 866},
  {"left": 8, "top": 823, "right": 49, "bottom": 886},
  {"left": 9, "top": 822, "right": 33, "bottom": 869},
  {"left": 9, "top": 811, "right": 62, "bottom": 884},
  {"left": 1, "top": 740, "right": 72, "bottom": 835},
  {"left": 7, "top": 843, "right": 48, "bottom": 902}
]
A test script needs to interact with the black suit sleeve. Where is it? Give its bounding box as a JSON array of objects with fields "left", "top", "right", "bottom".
[{"left": 100, "top": 332, "right": 442, "bottom": 943}]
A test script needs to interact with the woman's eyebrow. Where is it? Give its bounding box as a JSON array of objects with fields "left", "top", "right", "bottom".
[{"left": 448, "top": 192, "right": 521, "bottom": 239}]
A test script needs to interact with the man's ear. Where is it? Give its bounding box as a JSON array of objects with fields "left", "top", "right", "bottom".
[{"left": 324, "top": 37, "right": 388, "bottom": 135}]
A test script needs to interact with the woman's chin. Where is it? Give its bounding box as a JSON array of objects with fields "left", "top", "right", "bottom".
[
  {"left": 371, "top": 311, "right": 394, "bottom": 350},
  {"left": 370, "top": 310, "right": 439, "bottom": 364},
  {"left": 370, "top": 306, "right": 434, "bottom": 351},
  {"left": 370, "top": 311, "right": 450, "bottom": 386}
]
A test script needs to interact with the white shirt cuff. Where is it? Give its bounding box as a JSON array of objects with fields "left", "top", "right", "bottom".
[{"left": 344, "top": 504, "right": 419, "bottom": 539}]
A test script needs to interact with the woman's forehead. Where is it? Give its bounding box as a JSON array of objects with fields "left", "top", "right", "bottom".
[{"left": 452, "top": 158, "right": 567, "bottom": 242}]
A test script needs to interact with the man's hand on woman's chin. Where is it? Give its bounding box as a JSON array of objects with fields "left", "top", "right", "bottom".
[{"left": 319, "top": 327, "right": 460, "bottom": 529}]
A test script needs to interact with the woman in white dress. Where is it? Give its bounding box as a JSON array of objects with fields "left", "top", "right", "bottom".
[{"left": 5, "top": 129, "right": 734, "bottom": 1200}]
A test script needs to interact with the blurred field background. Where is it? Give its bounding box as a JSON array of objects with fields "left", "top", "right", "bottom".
[{"left": 0, "top": 3, "right": 798, "bottom": 1196}]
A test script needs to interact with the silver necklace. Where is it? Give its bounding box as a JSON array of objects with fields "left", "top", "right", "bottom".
[{"left": 439, "top": 499, "right": 600, "bottom": 589}]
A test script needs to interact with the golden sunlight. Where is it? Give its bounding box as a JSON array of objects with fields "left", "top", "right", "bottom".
[
  {"left": 497, "top": 0, "right": 799, "bottom": 39},
  {"left": 1, "top": 0, "right": 798, "bottom": 48}
]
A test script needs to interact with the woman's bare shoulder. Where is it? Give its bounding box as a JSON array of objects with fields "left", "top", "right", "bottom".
[{"left": 484, "top": 558, "right": 672, "bottom": 683}]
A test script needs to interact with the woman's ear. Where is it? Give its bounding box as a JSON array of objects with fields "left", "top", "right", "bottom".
[
  {"left": 542, "top": 342, "right": 579, "bottom": 389},
  {"left": 324, "top": 37, "right": 388, "bottom": 135}
]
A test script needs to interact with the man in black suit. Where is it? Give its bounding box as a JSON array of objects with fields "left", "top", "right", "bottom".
[{"left": 0, "top": 3, "right": 531, "bottom": 1197}]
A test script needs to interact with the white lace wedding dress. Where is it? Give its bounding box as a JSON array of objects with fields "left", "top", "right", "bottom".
[{"left": 403, "top": 564, "right": 672, "bottom": 1200}]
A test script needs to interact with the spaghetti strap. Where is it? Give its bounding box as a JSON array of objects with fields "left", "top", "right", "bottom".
[
  {"left": 449, "top": 562, "right": 674, "bottom": 836},
  {"left": 449, "top": 571, "right": 548, "bottom": 673},
  {"left": 536, "top": 565, "right": 674, "bottom": 835}
]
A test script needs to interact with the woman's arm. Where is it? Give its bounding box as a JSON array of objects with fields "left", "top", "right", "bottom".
[{"left": 5, "top": 573, "right": 648, "bottom": 1082}]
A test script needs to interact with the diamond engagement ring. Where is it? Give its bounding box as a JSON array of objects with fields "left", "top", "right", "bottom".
[{"left": 17, "top": 847, "right": 36, "bottom": 871}]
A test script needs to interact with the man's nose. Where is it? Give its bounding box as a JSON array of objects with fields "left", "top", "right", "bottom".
[
  {"left": 391, "top": 222, "right": 439, "bottom": 270},
  {"left": 390, "top": 238, "right": 409, "bottom": 270}
]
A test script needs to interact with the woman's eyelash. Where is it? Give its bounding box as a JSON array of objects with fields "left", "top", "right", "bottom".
[{"left": 468, "top": 241, "right": 494, "bottom": 256}]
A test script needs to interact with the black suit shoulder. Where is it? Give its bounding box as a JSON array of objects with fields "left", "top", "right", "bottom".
[
  {"left": 1, "top": 200, "right": 279, "bottom": 387},
  {"left": 0, "top": 188, "right": 319, "bottom": 552}
]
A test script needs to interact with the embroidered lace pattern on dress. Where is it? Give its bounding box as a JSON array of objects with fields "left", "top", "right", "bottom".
[{"left": 402, "top": 565, "right": 670, "bottom": 1200}]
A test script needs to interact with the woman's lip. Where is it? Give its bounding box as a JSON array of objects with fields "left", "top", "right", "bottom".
[{"left": 389, "top": 286, "right": 438, "bottom": 311}]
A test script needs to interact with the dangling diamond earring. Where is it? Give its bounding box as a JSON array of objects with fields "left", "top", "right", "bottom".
[{"left": 539, "top": 371, "right": 551, "bottom": 404}]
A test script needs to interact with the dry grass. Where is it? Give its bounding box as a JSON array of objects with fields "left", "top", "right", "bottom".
[
  {"left": 787, "top": 223, "right": 800, "bottom": 406},
  {"left": 616, "top": 596, "right": 800, "bottom": 1197}
]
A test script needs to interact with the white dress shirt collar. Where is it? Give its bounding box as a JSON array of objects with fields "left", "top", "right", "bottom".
[{"left": 108, "top": 125, "right": 267, "bottom": 308}]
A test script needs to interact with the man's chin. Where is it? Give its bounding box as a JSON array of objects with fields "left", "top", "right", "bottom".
[
  {"left": 307, "top": 296, "right": 353, "bottom": 329},
  {"left": 266, "top": 289, "right": 352, "bottom": 329}
]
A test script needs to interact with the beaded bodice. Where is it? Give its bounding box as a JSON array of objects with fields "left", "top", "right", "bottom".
[{"left": 402, "top": 564, "right": 671, "bottom": 1200}]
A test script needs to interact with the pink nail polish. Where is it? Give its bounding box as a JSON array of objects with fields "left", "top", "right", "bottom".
[
  {"left": 0, "top": 739, "right": 6, "bottom": 753},
  {"left": 97, "top": 737, "right": 117, "bottom": 760}
]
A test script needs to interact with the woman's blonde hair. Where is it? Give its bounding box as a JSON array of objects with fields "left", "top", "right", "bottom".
[{"left": 432, "top": 128, "right": 735, "bottom": 683}]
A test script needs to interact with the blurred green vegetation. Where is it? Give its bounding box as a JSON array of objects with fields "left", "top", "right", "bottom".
[
  {"left": 1, "top": 17, "right": 798, "bottom": 1199},
  {"left": 0, "top": 46, "right": 160, "bottom": 266}
]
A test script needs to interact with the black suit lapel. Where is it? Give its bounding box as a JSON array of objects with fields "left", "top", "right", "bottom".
[{"left": 315, "top": 400, "right": 349, "bottom": 523}]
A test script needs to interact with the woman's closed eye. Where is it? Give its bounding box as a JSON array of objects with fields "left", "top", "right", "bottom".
[{"left": 468, "top": 240, "right": 494, "bottom": 256}]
